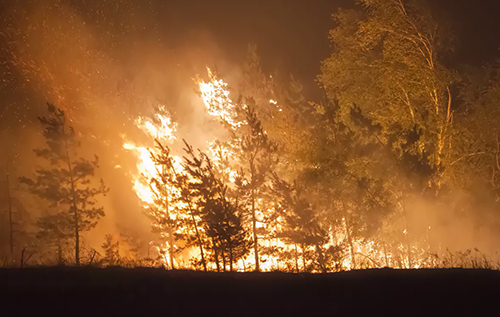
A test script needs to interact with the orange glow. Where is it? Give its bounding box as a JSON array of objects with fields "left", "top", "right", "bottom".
[
  {"left": 122, "top": 74, "right": 436, "bottom": 272},
  {"left": 198, "top": 68, "right": 243, "bottom": 130}
]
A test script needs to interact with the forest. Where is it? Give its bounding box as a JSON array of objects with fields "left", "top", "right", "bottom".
[{"left": 1, "top": 0, "right": 500, "bottom": 273}]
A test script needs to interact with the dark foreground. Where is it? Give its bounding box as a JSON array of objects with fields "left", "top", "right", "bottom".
[{"left": 1, "top": 267, "right": 499, "bottom": 316}]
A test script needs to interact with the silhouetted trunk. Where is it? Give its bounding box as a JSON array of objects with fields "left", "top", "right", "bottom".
[
  {"left": 315, "top": 244, "right": 327, "bottom": 273},
  {"left": 301, "top": 243, "right": 306, "bottom": 271},
  {"left": 67, "top": 160, "right": 79, "bottom": 266},
  {"left": 294, "top": 243, "right": 299, "bottom": 273},
  {"left": 212, "top": 238, "right": 220, "bottom": 272},
  {"left": 168, "top": 230, "right": 175, "bottom": 270},
  {"left": 383, "top": 243, "right": 389, "bottom": 267},
  {"left": 63, "top": 125, "right": 80, "bottom": 266},
  {"left": 221, "top": 248, "right": 227, "bottom": 272},
  {"left": 344, "top": 215, "right": 356, "bottom": 270},
  {"left": 6, "top": 173, "right": 13, "bottom": 258},
  {"left": 164, "top": 198, "right": 175, "bottom": 270},
  {"left": 228, "top": 238, "right": 233, "bottom": 272},
  {"left": 188, "top": 202, "right": 206, "bottom": 271},
  {"left": 249, "top": 156, "right": 260, "bottom": 272},
  {"left": 251, "top": 186, "right": 259, "bottom": 271}
]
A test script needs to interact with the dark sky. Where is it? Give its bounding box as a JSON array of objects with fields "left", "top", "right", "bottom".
[
  {"left": 2, "top": 0, "right": 500, "bottom": 97},
  {"left": 146, "top": 0, "right": 500, "bottom": 84}
]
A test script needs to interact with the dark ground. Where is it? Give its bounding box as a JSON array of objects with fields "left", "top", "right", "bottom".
[{"left": 0, "top": 267, "right": 499, "bottom": 316}]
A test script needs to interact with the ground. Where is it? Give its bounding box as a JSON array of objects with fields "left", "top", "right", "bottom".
[{"left": 1, "top": 267, "right": 499, "bottom": 316}]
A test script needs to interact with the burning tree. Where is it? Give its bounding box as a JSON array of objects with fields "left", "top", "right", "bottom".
[
  {"left": 183, "top": 141, "right": 251, "bottom": 272},
  {"left": 235, "top": 103, "right": 278, "bottom": 271},
  {"left": 149, "top": 141, "right": 182, "bottom": 270},
  {"left": 20, "top": 103, "right": 108, "bottom": 265},
  {"left": 272, "top": 176, "right": 330, "bottom": 272}
]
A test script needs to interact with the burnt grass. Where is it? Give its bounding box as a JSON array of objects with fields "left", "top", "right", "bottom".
[{"left": 1, "top": 267, "right": 499, "bottom": 316}]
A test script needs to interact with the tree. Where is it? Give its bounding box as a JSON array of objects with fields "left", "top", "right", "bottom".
[
  {"left": 20, "top": 103, "right": 108, "bottom": 265},
  {"left": 148, "top": 141, "right": 181, "bottom": 270},
  {"left": 235, "top": 104, "right": 278, "bottom": 271},
  {"left": 36, "top": 212, "right": 73, "bottom": 264},
  {"left": 101, "top": 234, "right": 120, "bottom": 266},
  {"left": 175, "top": 170, "right": 208, "bottom": 271},
  {"left": 272, "top": 176, "right": 330, "bottom": 272},
  {"left": 183, "top": 140, "right": 251, "bottom": 271},
  {"left": 319, "top": 0, "right": 456, "bottom": 170},
  {"left": 0, "top": 172, "right": 31, "bottom": 264},
  {"left": 451, "top": 62, "right": 500, "bottom": 234}
]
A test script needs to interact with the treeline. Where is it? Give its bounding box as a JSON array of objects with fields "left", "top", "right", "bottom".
[{"left": 2, "top": 0, "right": 500, "bottom": 271}]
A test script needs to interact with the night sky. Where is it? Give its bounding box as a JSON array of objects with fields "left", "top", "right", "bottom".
[
  {"left": 144, "top": 0, "right": 500, "bottom": 88},
  {"left": 2, "top": 0, "right": 500, "bottom": 98},
  {"left": 132, "top": 0, "right": 500, "bottom": 95}
]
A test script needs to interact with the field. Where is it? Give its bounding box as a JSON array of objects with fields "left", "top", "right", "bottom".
[{"left": 1, "top": 267, "right": 499, "bottom": 316}]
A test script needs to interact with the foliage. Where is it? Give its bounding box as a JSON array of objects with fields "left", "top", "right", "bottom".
[
  {"left": 20, "top": 103, "right": 108, "bottom": 265},
  {"left": 183, "top": 140, "right": 252, "bottom": 271}
]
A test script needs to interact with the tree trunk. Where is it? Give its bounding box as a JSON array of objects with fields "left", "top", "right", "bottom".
[
  {"left": 188, "top": 202, "right": 207, "bottom": 271},
  {"left": 164, "top": 197, "right": 175, "bottom": 270},
  {"left": 228, "top": 239, "right": 233, "bottom": 272},
  {"left": 315, "top": 244, "right": 327, "bottom": 273},
  {"left": 6, "top": 173, "right": 14, "bottom": 258},
  {"left": 344, "top": 214, "right": 356, "bottom": 270},
  {"left": 250, "top": 156, "right": 260, "bottom": 272},
  {"left": 294, "top": 243, "right": 299, "bottom": 273},
  {"left": 221, "top": 249, "right": 226, "bottom": 272},
  {"left": 63, "top": 127, "right": 80, "bottom": 266},
  {"left": 301, "top": 243, "right": 307, "bottom": 271},
  {"left": 212, "top": 238, "right": 220, "bottom": 272},
  {"left": 383, "top": 243, "right": 389, "bottom": 267},
  {"left": 251, "top": 187, "right": 259, "bottom": 271}
]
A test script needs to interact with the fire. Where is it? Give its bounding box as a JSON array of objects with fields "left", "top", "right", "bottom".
[
  {"left": 123, "top": 107, "right": 179, "bottom": 206},
  {"left": 198, "top": 68, "right": 243, "bottom": 130},
  {"left": 123, "top": 106, "right": 186, "bottom": 268},
  {"left": 135, "top": 105, "right": 177, "bottom": 142},
  {"left": 122, "top": 71, "right": 440, "bottom": 272},
  {"left": 123, "top": 142, "right": 158, "bottom": 206}
]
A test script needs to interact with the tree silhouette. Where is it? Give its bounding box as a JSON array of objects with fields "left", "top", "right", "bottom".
[
  {"left": 183, "top": 140, "right": 251, "bottom": 271},
  {"left": 235, "top": 104, "right": 278, "bottom": 271},
  {"left": 20, "top": 103, "right": 108, "bottom": 265}
]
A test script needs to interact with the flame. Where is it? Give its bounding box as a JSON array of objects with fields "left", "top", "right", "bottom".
[
  {"left": 121, "top": 74, "right": 443, "bottom": 272},
  {"left": 198, "top": 68, "right": 243, "bottom": 130},
  {"left": 123, "top": 106, "right": 187, "bottom": 267},
  {"left": 136, "top": 105, "right": 177, "bottom": 142}
]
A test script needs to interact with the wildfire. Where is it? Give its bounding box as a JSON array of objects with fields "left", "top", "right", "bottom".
[
  {"left": 123, "top": 106, "right": 179, "bottom": 206},
  {"left": 123, "top": 71, "right": 435, "bottom": 272},
  {"left": 198, "top": 68, "right": 243, "bottom": 130}
]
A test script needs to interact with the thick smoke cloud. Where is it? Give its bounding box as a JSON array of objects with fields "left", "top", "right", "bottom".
[{"left": 0, "top": 0, "right": 242, "bottom": 251}]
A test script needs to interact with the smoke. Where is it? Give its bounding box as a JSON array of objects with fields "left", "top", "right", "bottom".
[
  {"left": 0, "top": 0, "right": 244, "bottom": 253},
  {"left": 2, "top": 0, "right": 499, "bottom": 266}
]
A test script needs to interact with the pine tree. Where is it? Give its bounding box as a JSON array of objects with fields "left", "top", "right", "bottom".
[
  {"left": 36, "top": 212, "right": 73, "bottom": 264},
  {"left": 20, "top": 103, "right": 108, "bottom": 265},
  {"left": 235, "top": 104, "right": 278, "bottom": 271},
  {"left": 272, "top": 176, "right": 330, "bottom": 272},
  {"left": 175, "top": 170, "right": 208, "bottom": 271},
  {"left": 101, "top": 234, "right": 120, "bottom": 266},
  {"left": 149, "top": 141, "right": 180, "bottom": 270},
  {"left": 0, "top": 172, "right": 31, "bottom": 264},
  {"left": 183, "top": 140, "right": 251, "bottom": 271}
]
